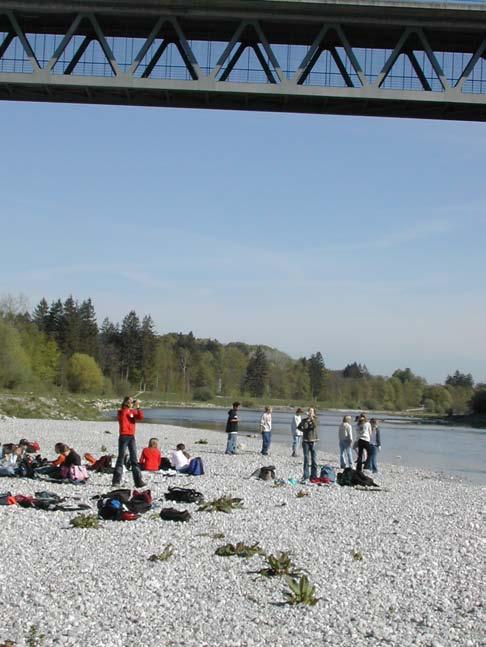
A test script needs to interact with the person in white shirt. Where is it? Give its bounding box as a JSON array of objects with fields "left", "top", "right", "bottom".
[
  {"left": 260, "top": 406, "right": 272, "bottom": 455},
  {"left": 291, "top": 408, "right": 304, "bottom": 457},
  {"left": 169, "top": 443, "right": 191, "bottom": 470},
  {"left": 338, "top": 415, "right": 353, "bottom": 468},
  {"left": 356, "top": 414, "right": 372, "bottom": 472}
]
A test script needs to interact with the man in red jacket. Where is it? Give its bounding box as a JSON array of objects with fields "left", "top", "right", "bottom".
[{"left": 112, "top": 396, "right": 146, "bottom": 487}]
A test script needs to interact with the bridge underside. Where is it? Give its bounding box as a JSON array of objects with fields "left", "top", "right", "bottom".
[{"left": 1, "top": 1, "right": 486, "bottom": 121}]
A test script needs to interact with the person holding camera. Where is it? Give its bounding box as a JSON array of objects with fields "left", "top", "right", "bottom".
[{"left": 112, "top": 396, "right": 146, "bottom": 488}]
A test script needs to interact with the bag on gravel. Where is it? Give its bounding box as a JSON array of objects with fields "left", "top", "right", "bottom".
[
  {"left": 159, "top": 457, "right": 172, "bottom": 471},
  {"left": 0, "top": 492, "right": 15, "bottom": 505},
  {"left": 185, "top": 457, "right": 204, "bottom": 476},
  {"left": 352, "top": 470, "right": 378, "bottom": 487},
  {"left": 164, "top": 487, "right": 204, "bottom": 504},
  {"left": 33, "top": 491, "right": 64, "bottom": 510},
  {"left": 98, "top": 496, "right": 124, "bottom": 520},
  {"left": 159, "top": 507, "right": 191, "bottom": 522},
  {"left": 104, "top": 489, "right": 131, "bottom": 504},
  {"left": 319, "top": 465, "right": 336, "bottom": 483},
  {"left": 250, "top": 466, "right": 276, "bottom": 481},
  {"left": 19, "top": 439, "right": 40, "bottom": 453},
  {"left": 59, "top": 465, "right": 89, "bottom": 482},
  {"left": 127, "top": 489, "right": 153, "bottom": 514},
  {"left": 336, "top": 468, "right": 354, "bottom": 487}
]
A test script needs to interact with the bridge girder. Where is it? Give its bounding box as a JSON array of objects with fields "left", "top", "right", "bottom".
[{"left": 1, "top": 0, "right": 486, "bottom": 120}]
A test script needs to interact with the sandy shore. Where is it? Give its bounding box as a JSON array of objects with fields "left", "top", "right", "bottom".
[{"left": 0, "top": 418, "right": 484, "bottom": 647}]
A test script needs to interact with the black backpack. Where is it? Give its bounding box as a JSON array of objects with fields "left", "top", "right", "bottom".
[
  {"left": 164, "top": 487, "right": 204, "bottom": 504},
  {"left": 160, "top": 507, "right": 191, "bottom": 522}
]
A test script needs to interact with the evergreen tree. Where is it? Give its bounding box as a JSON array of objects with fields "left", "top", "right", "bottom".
[
  {"left": 140, "top": 315, "right": 157, "bottom": 390},
  {"left": 308, "top": 352, "right": 326, "bottom": 399},
  {"left": 244, "top": 346, "right": 269, "bottom": 397},
  {"left": 445, "top": 370, "right": 474, "bottom": 388},
  {"left": 59, "top": 295, "right": 81, "bottom": 355},
  {"left": 32, "top": 298, "right": 49, "bottom": 333},
  {"left": 45, "top": 299, "right": 63, "bottom": 342},
  {"left": 78, "top": 298, "right": 99, "bottom": 358},
  {"left": 99, "top": 318, "right": 122, "bottom": 383},
  {"left": 120, "top": 310, "right": 142, "bottom": 383}
]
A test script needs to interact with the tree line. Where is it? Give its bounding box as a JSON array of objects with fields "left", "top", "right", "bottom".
[{"left": 0, "top": 294, "right": 484, "bottom": 415}]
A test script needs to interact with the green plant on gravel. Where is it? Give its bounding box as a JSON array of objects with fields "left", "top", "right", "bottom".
[
  {"left": 198, "top": 496, "right": 244, "bottom": 513},
  {"left": 257, "top": 552, "right": 303, "bottom": 578},
  {"left": 215, "top": 542, "right": 264, "bottom": 558},
  {"left": 0, "top": 640, "right": 16, "bottom": 646},
  {"left": 148, "top": 544, "right": 174, "bottom": 562},
  {"left": 296, "top": 490, "right": 309, "bottom": 498},
  {"left": 352, "top": 550, "right": 364, "bottom": 561},
  {"left": 26, "top": 625, "right": 45, "bottom": 647},
  {"left": 195, "top": 439, "right": 208, "bottom": 444},
  {"left": 283, "top": 575, "right": 319, "bottom": 606},
  {"left": 69, "top": 513, "right": 100, "bottom": 529},
  {"left": 100, "top": 444, "right": 108, "bottom": 453}
]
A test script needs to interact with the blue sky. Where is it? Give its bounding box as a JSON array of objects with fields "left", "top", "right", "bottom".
[{"left": 1, "top": 101, "right": 485, "bottom": 383}]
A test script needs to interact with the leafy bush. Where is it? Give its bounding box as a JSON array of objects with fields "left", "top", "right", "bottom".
[
  {"left": 471, "top": 389, "right": 486, "bottom": 414},
  {"left": 283, "top": 575, "right": 319, "bottom": 606},
  {"left": 242, "top": 399, "right": 254, "bottom": 408},
  {"left": 198, "top": 496, "right": 244, "bottom": 513},
  {"left": 66, "top": 353, "right": 104, "bottom": 393},
  {"left": 0, "top": 319, "right": 32, "bottom": 388},
  {"left": 195, "top": 438, "right": 208, "bottom": 445},
  {"left": 193, "top": 387, "right": 214, "bottom": 402}
]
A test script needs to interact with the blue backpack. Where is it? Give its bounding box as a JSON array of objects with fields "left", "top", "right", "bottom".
[
  {"left": 187, "top": 457, "right": 204, "bottom": 476},
  {"left": 320, "top": 464, "right": 336, "bottom": 482}
]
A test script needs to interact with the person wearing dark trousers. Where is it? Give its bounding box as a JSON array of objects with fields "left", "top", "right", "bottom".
[
  {"left": 356, "top": 414, "right": 372, "bottom": 472},
  {"left": 225, "top": 402, "right": 240, "bottom": 455},
  {"left": 299, "top": 407, "right": 318, "bottom": 482},
  {"left": 112, "top": 396, "right": 146, "bottom": 487}
]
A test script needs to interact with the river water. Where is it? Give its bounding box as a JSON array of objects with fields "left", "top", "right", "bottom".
[{"left": 141, "top": 407, "right": 486, "bottom": 485}]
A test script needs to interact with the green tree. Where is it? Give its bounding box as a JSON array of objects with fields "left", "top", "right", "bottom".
[
  {"left": 66, "top": 352, "right": 104, "bottom": 393},
  {"left": 120, "top": 311, "right": 142, "bottom": 383},
  {"left": 140, "top": 315, "right": 157, "bottom": 390},
  {"left": 59, "top": 295, "right": 81, "bottom": 355},
  {"left": 78, "top": 298, "right": 99, "bottom": 357},
  {"left": 470, "top": 389, "right": 486, "bottom": 414},
  {"left": 307, "top": 352, "right": 326, "bottom": 399},
  {"left": 244, "top": 346, "right": 269, "bottom": 397},
  {"left": 0, "top": 319, "right": 32, "bottom": 388},
  {"left": 32, "top": 297, "right": 49, "bottom": 333},
  {"left": 445, "top": 370, "right": 474, "bottom": 388}
]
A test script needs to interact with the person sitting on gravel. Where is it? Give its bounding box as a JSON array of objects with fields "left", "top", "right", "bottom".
[
  {"left": 34, "top": 443, "right": 80, "bottom": 479},
  {"left": 0, "top": 443, "right": 25, "bottom": 477},
  {"left": 139, "top": 438, "right": 162, "bottom": 472},
  {"left": 169, "top": 443, "right": 191, "bottom": 471}
]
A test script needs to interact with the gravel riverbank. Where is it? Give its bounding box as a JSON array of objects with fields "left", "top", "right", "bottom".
[{"left": 0, "top": 419, "right": 484, "bottom": 647}]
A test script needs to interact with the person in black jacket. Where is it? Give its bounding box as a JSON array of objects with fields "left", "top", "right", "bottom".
[
  {"left": 225, "top": 402, "right": 240, "bottom": 455},
  {"left": 298, "top": 407, "right": 318, "bottom": 482}
]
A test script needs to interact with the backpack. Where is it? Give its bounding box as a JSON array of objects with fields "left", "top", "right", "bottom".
[
  {"left": 352, "top": 470, "right": 378, "bottom": 487},
  {"left": 105, "top": 489, "right": 131, "bottom": 504},
  {"left": 126, "top": 489, "right": 153, "bottom": 514},
  {"left": 164, "top": 487, "right": 204, "bottom": 504},
  {"left": 98, "top": 496, "right": 124, "bottom": 520},
  {"left": 159, "top": 457, "right": 172, "bottom": 471},
  {"left": 185, "top": 457, "right": 204, "bottom": 476},
  {"left": 336, "top": 468, "right": 354, "bottom": 487},
  {"left": 160, "top": 507, "right": 191, "bottom": 522},
  {"left": 60, "top": 465, "right": 89, "bottom": 482},
  {"left": 319, "top": 464, "right": 336, "bottom": 483},
  {"left": 259, "top": 466, "right": 276, "bottom": 481}
]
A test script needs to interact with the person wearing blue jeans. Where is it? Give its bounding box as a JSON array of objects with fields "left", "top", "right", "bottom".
[
  {"left": 112, "top": 396, "right": 146, "bottom": 488},
  {"left": 260, "top": 406, "right": 272, "bottom": 455},
  {"left": 225, "top": 402, "right": 240, "bottom": 455},
  {"left": 368, "top": 418, "right": 381, "bottom": 473},
  {"left": 298, "top": 407, "right": 318, "bottom": 481},
  {"left": 338, "top": 415, "right": 354, "bottom": 469}
]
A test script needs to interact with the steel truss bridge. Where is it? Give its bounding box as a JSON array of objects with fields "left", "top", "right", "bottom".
[{"left": 1, "top": 0, "right": 486, "bottom": 120}]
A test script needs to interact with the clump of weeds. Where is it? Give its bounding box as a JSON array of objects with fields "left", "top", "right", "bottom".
[
  {"left": 283, "top": 575, "right": 319, "bottom": 606},
  {"left": 215, "top": 542, "right": 264, "bottom": 558},
  {"left": 148, "top": 544, "right": 174, "bottom": 562},
  {"left": 69, "top": 514, "right": 99, "bottom": 529},
  {"left": 257, "top": 552, "right": 303, "bottom": 578},
  {"left": 198, "top": 496, "right": 244, "bottom": 513}
]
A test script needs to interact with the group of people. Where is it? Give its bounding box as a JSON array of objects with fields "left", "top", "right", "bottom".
[{"left": 226, "top": 403, "right": 382, "bottom": 482}]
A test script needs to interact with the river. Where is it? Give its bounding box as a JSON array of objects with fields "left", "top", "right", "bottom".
[{"left": 139, "top": 407, "right": 486, "bottom": 485}]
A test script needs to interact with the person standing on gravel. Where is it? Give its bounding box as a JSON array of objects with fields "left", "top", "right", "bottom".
[
  {"left": 112, "top": 396, "right": 146, "bottom": 488},
  {"left": 291, "top": 407, "right": 304, "bottom": 457},
  {"left": 338, "top": 415, "right": 354, "bottom": 468},
  {"left": 260, "top": 406, "right": 272, "bottom": 455},
  {"left": 298, "top": 407, "right": 318, "bottom": 482},
  {"left": 225, "top": 402, "right": 240, "bottom": 455},
  {"left": 368, "top": 418, "right": 381, "bottom": 473},
  {"left": 355, "top": 414, "right": 372, "bottom": 473}
]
